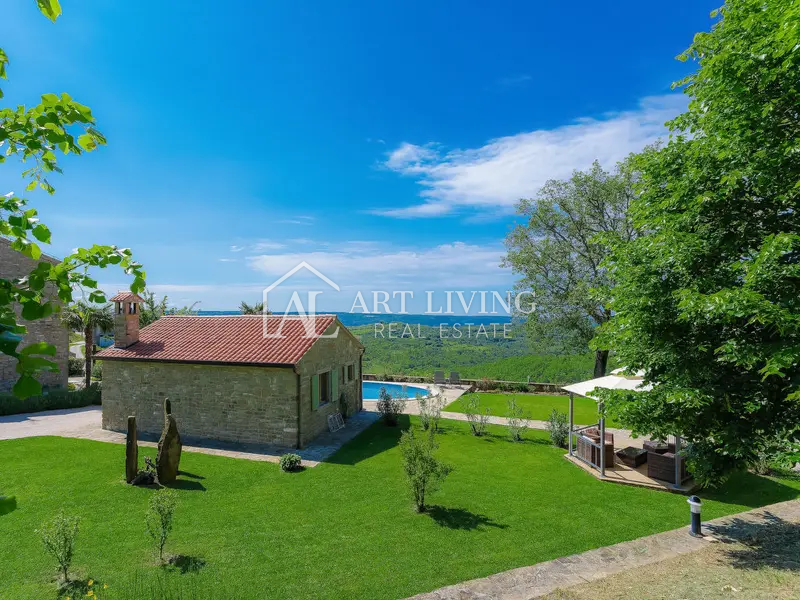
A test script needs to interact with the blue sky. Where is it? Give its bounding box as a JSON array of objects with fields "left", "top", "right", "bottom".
[{"left": 1, "top": 1, "right": 718, "bottom": 313}]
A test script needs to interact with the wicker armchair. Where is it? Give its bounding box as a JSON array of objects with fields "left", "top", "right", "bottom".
[
  {"left": 647, "top": 451, "right": 689, "bottom": 484},
  {"left": 576, "top": 428, "right": 615, "bottom": 469}
]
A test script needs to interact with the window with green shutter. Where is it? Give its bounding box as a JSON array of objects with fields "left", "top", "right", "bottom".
[
  {"left": 320, "top": 371, "right": 331, "bottom": 404},
  {"left": 311, "top": 374, "right": 320, "bottom": 410}
]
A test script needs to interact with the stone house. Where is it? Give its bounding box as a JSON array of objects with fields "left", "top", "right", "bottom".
[
  {"left": 0, "top": 237, "right": 69, "bottom": 393},
  {"left": 96, "top": 294, "right": 364, "bottom": 448}
]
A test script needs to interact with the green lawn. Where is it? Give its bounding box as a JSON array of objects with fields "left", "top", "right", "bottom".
[
  {"left": 2, "top": 421, "right": 798, "bottom": 599},
  {"left": 445, "top": 393, "right": 619, "bottom": 427}
]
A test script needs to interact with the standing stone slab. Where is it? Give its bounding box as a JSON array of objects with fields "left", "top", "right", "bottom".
[
  {"left": 125, "top": 416, "right": 138, "bottom": 483},
  {"left": 156, "top": 398, "right": 182, "bottom": 484}
]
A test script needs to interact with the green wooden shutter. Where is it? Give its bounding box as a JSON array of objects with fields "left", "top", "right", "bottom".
[
  {"left": 311, "top": 375, "right": 319, "bottom": 410},
  {"left": 331, "top": 369, "right": 339, "bottom": 404}
]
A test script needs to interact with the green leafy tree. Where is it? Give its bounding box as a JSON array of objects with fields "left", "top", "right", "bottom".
[
  {"left": 1, "top": 1, "right": 144, "bottom": 398},
  {"left": 138, "top": 290, "right": 199, "bottom": 327},
  {"left": 398, "top": 427, "right": 452, "bottom": 512},
  {"left": 594, "top": 0, "right": 800, "bottom": 485},
  {"left": 461, "top": 393, "right": 490, "bottom": 436},
  {"left": 239, "top": 300, "right": 270, "bottom": 315},
  {"left": 503, "top": 161, "right": 636, "bottom": 377},
  {"left": 61, "top": 302, "right": 113, "bottom": 388}
]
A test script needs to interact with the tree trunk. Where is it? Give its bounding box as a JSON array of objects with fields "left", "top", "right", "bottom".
[
  {"left": 594, "top": 349, "right": 609, "bottom": 378},
  {"left": 84, "top": 325, "right": 93, "bottom": 389}
]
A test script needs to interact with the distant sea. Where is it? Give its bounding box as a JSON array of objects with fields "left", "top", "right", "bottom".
[{"left": 197, "top": 311, "right": 511, "bottom": 328}]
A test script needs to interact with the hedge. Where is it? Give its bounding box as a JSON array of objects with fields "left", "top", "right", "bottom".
[{"left": 0, "top": 384, "right": 101, "bottom": 417}]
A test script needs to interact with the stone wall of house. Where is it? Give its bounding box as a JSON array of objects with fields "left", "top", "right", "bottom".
[
  {"left": 0, "top": 238, "right": 69, "bottom": 393},
  {"left": 296, "top": 321, "right": 364, "bottom": 447},
  {"left": 101, "top": 360, "right": 300, "bottom": 447}
]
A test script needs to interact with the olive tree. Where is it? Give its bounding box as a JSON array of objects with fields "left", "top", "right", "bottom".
[{"left": 399, "top": 427, "right": 452, "bottom": 512}]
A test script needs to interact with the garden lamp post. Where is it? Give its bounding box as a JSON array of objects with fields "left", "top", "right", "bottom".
[{"left": 687, "top": 495, "right": 702, "bottom": 537}]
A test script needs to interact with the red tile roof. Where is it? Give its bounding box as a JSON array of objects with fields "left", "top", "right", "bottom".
[
  {"left": 96, "top": 314, "right": 340, "bottom": 366},
  {"left": 109, "top": 291, "right": 146, "bottom": 303}
]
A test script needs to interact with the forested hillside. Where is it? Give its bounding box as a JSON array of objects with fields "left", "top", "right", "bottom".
[{"left": 354, "top": 323, "right": 598, "bottom": 384}]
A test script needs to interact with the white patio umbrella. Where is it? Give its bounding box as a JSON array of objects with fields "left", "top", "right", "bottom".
[{"left": 562, "top": 369, "right": 652, "bottom": 398}]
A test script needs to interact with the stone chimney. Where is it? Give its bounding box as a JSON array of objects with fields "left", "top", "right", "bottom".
[{"left": 110, "top": 292, "right": 144, "bottom": 348}]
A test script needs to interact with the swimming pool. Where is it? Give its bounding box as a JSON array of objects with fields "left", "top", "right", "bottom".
[{"left": 362, "top": 381, "right": 430, "bottom": 400}]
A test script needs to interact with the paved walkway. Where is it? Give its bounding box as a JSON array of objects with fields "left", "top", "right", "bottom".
[
  {"left": 0, "top": 406, "right": 379, "bottom": 467},
  {"left": 408, "top": 498, "right": 800, "bottom": 600}
]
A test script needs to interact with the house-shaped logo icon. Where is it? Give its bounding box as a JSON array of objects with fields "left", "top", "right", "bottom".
[{"left": 261, "top": 261, "right": 340, "bottom": 339}]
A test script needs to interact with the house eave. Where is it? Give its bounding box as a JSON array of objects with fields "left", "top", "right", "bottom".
[{"left": 95, "top": 355, "right": 297, "bottom": 369}]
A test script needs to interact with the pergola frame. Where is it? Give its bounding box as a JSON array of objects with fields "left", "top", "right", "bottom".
[{"left": 566, "top": 385, "right": 686, "bottom": 490}]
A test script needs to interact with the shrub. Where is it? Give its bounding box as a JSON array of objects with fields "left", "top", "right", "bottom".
[
  {"left": 546, "top": 409, "right": 569, "bottom": 448},
  {"left": 418, "top": 393, "right": 442, "bottom": 432},
  {"left": 0, "top": 384, "right": 101, "bottom": 417},
  {"left": 462, "top": 394, "right": 490, "bottom": 436},
  {"left": 749, "top": 438, "right": 799, "bottom": 476},
  {"left": 145, "top": 488, "right": 178, "bottom": 562},
  {"left": 338, "top": 392, "right": 348, "bottom": 419},
  {"left": 38, "top": 512, "right": 80, "bottom": 581},
  {"left": 477, "top": 377, "right": 493, "bottom": 392},
  {"left": 68, "top": 356, "right": 85, "bottom": 376},
  {"left": 399, "top": 427, "right": 453, "bottom": 512},
  {"left": 750, "top": 450, "right": 772, "bottom": 476},
  {"left": 377, "top": 386, "right": 406, "bottom": 426},
  {"left": 279, "top": 453, "right": 302, "bottom": 472},
  {"left": 505, "top": 397, "right": 529, "bottom": 442},
  {"left": 91, "top": 360, "right": 103, "bottom": 381}
]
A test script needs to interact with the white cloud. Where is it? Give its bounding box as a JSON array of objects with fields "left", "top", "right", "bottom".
[
  {"left": 99, "top": 242, "right": 512, "bottom": 312},
  {"left": 384, "top": 142, "right": 439, "bottom": 173},
  {"left": 288, "top": 238, "right": 320, "bottom": 246},
  {"left": 375, "top": 95, "right": 685, "bottom": 218},
  {"left": 497, "top": 74, "right": 531, "bottom": 87},
  {"left": 278, "top": 216, "right": 315, "bottom": 225},
  {"left": 230, "top": 240, "right": 286, "bottom": 253},
  {"left": 246, "top": 242, "right": 508, "bottom": 289},
  {"left": 250, "top": 240, "right": 285, "bottom": 251},
  {"left": 218, "top": 258, "right": 238, "bottom": 263}
]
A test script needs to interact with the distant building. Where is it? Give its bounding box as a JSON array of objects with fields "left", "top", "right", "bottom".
[
  {"left": 96, "top": 295, "right": 364, "bottom": 448},
  {"left": 0, "top": 237, "right": 69, "bottom": 393}
]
